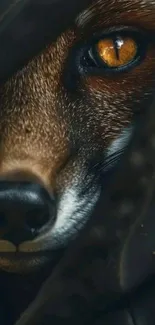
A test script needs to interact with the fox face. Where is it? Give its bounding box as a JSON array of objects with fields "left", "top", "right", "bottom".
[{"left": 0, "top": 0, "right": 154, "bottom": 274}]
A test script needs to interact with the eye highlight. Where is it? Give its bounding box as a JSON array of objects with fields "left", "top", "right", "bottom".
[
  {"left": 96, "top": 36, "right": 137, "bottom": 68},
  {"left": 79, "top": 29, "right": 149, "bottom": 75}
]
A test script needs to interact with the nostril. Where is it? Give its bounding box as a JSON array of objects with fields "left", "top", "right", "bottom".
[
  {"left": 0, "top": 213, "right": 7, "bottom": 227},
  {"left": 25, "top": 208, "right": 51, "bottom": 232}
]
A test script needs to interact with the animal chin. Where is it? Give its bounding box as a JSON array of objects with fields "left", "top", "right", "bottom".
[{"left": 0, "top": 252, "right": 52, "bottom": 274}]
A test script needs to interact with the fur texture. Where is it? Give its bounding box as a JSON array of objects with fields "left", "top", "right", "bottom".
[{"left": 0, "top": 0, "right": 155, "bottom": 322}]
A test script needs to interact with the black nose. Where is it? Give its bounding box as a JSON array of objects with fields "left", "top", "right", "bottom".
[{"left": 0, "top": 181, "right": 55, "bottom": 245}]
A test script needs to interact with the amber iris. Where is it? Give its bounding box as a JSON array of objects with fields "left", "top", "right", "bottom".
[{"left": 96, "top": 36, "right": 138, "bottom": 68}]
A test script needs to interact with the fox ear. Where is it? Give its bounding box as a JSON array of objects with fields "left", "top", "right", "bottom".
[{"left": 0, "top": 0, "right": 91, "bottom": 84}]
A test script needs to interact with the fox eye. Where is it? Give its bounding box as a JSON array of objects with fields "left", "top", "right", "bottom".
[
  {"left": 80, "top": 29, "right": 148, "bottom": 74},
  {"left": 95, "top": 37, "right": 137, "bottom": 68}
]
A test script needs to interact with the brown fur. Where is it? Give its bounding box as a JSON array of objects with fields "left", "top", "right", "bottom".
[
  {"left": 0, "top": 0, "right": 155, "bottom": 183},
  {"left": 0, "top": 0, "right": 155, "bottom": 267},
  {"left": 0, "top": 0, "right": 155, "bottom": 322}
]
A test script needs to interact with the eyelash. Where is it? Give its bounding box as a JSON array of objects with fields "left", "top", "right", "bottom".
[{"left": 75, "top": 27, "right": 150, "bottom": 76}]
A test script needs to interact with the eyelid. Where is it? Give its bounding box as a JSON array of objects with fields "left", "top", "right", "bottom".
[
  {"left": 79, "top": 26, "right": 145, "bottom": 46},
  {"left": 86, "top": 27, "right": 148, "bottom": 49}
]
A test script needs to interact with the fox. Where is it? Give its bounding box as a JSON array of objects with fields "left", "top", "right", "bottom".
[{"left": 0, "top": 0, "right": 155, "bottom": 324}]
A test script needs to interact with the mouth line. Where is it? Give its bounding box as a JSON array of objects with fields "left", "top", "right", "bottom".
[{"left": 0, "top": 239, "right": 59, "bottom": 255}]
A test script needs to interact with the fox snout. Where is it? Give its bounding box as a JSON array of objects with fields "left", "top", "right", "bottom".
[{"left": 0, "top": 171, "right": 55, "bottom": 244}]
